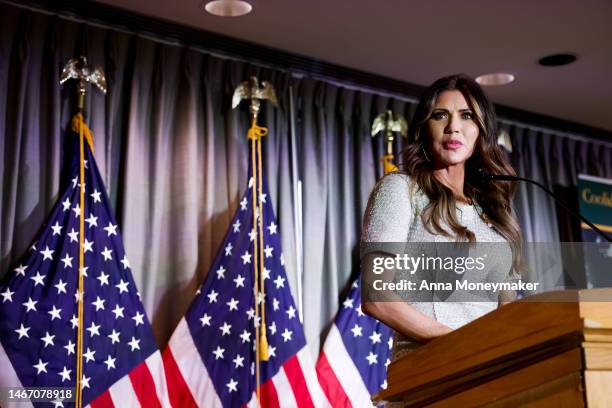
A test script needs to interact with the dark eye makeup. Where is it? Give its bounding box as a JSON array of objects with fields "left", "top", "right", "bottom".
[{"left": 430, "top": 110, "right": 473, "bottom": 121}]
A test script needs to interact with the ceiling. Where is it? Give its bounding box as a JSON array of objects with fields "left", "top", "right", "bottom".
[{"left": 95, "top": 0, "right": 612, "bottom": 132}]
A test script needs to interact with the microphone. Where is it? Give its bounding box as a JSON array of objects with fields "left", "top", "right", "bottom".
[{"left": 478, "top": 170, "right": 612, "bottom": 243}]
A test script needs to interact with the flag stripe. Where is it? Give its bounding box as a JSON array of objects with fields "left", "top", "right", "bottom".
[
  {"left": 283, "top": 354, "right": 315, "bottom": 408},
  {"left": 145, "top": 351, "right": 172, "bottom": 408},
  {"left": 108, "top": 374, "right": 141, "bottom": 408},
  {"left": 162, "top": 348, "right": 198, "bottom": 408},
  {"left": 260, "top": 378, "right": 281, "bottom": 408},
  {"left": 0, "top": 343, "right": 22, "bottom": 386},
  {"left": 0, "top": 344, "right": 32, "bottom": 408},
  {"left": 297, "top": 348, "right": 331, "bottom": 408},
  {"left": 323, "top": 324, "right": 373, "bottom": 407},
  {"left": 167, "top": 318, "right": 223, "bottom": 408},
  {"left": 270, "top": 367, "right": 298, "bottom": 408},
  {"left": 316, "top": 352, "right": 352, "bottom": 408},
  {"left": 129, "top": 358, "right": 162, "bottom": 408},
  {"left": 90, "top": 390, "right": 115, "bottom": 408}
]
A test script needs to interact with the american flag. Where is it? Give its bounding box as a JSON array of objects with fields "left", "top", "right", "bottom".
[
  {"left": 162, "top": 174, "right": 329, "bottom": 407},
  {"left": 0, "top": 116, "right": 169, "bottom": 407},
  {"left": 316, "top": 278, "right": 393, "bottom": 407}
]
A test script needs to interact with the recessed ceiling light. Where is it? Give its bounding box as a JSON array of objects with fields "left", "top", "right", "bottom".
[
  {"left": 538, "top": 53, "right": 577, "bottom": 67},
  {"left": 204, "top": 0, "right": 252, "bottom": 17},
  {"left": 475, "top": 73, "right": 515, "bottom": 86}
]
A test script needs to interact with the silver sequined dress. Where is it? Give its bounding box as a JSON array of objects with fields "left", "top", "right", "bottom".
[{"left": 361, "top": 172, "right": 515, "bottom": 361}]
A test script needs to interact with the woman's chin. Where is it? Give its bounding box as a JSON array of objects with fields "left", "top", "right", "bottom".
[{"left": 435, "top": 154, "right": 470, "bottom": 168}]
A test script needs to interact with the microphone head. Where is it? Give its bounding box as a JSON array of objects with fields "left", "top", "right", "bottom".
[{"left": 475, "top": 169, "right": 495, "bottom": 183}]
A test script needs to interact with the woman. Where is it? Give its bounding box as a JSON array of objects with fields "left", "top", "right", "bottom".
[{"left": 361, "top": 74, "right": 522, "bottom": 360}]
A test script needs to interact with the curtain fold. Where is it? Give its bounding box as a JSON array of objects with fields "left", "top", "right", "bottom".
[{"left": 1, "top": 2, "right": 612, "bottom": 354}]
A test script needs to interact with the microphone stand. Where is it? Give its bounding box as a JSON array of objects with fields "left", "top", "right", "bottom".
[{"left": 480, "top": 172, "right": 612, "bottom": 243}]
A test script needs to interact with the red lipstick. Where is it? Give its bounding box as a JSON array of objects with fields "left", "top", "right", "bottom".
[{"left": 443, "top": 140, "right": 463, "bottom": 149}]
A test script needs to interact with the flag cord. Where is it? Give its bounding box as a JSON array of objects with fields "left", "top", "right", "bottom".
[
  {"left": 76, "top": 113, "right": 86, "bottom": 408},
  {"left": 250, "top": 121, "right": 261, "bottom": 404},
  {"left": 257, "top": 134, "right": 268, "bottom": 360},
  {"left": 248, "top": 118, "right": 269, "bottom": 404},
  {"left": 72, "top": 113, "right": 94, "bottom": 408}
]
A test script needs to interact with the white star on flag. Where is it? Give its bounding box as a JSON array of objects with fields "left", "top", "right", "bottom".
[
  {"left": 104, "top": 355, "right": 117, "bottom": 370},
  {"left": 226, "top": 378, "right": 238, "bottom": 393},
  {"left": 132, "top": 311, "right": 144, "bottom": 326},
  {"left": 101, "top": 246, "right": 113, "bottom": 261},
  {"left": 369, "top": 331, "right": 382, "bottom": 344},
  {"left": 103, "top": 222, "right": 118, "bottom": 237},
  {"left": 281, "top": 328, "right": 293, "bottom": 342},
  {"left": 112, "top": 304, "right": 125, "bottom": 319},
  {"left": 213, "top": 346, "right": 225, "bottom": 360},
  {"left": 97, "top": 271, "right": 110, "bottom": 286},
  {"left": 61, "top": 254, "right": 73, "bottom": 268},
  {"left": 15, "top": 324, "right": 30, "bottom": 339},
  {"left": 267, "top": 221, "right": 278, "bottom": 235},
  {"left": 85, "top": 214, "right": 98, "bottom": 228},
  {"left": 33, "top": 359, "right": 48, "bottom": 374},
  {"left": 51, "top": 222, "right": 63, "bottom": 236},
  {"left": 48, "top": 305, "right": 62, "bottom": 320},
  {"left": 108, "top": 329, "right": 121, "bottom": 344},
  {"left": 83, "top": 348, "right": 96, "bottom": 363},
  {"left": 30, "top": 271, "right": 46, "bottom": 286},
  {"left": 22, "top": 297, "right": 38, "bottom": 312},
  {"left": 40, "top": 246, "right": 54, "bottom": 260},
  {"left": 67, "top": 229, "right": 79, "bottom": 242},
  {"left": 14, "top": 264, "right": 27, "bottom": 276},
  {"left": 59, "top": 366, "right": 71, "bottom": 382},
  {"left": 86, "top": 322, "right": 101, "bottom": 337},
  {"left": 120, "top": 256, "right": 130, "bottom": 269},
  {"left": 200, "top": 314, "right": 212, "bottom": 327},
  {"left": 1, "top": 288, "right": 14, "bottom": 303},
  {"left": 54, "top": 279, "right": 67, "bottom": 294},
  {"left": 90, "top": 189, "right": 102, "bottom": 203},
  {"left": 366, "top": 352, "right": 378, "bottom": 365},
  {"left": 128, "top": 337, "right": 141, "bottom": 351}
]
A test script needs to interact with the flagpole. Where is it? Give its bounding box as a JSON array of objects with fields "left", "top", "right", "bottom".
[
  {"left": 288, "top": 85, "right": 304, "bottom": 323},
  {"left": 76, "top": 100, "right": 85, "bottom": 408},
  {"left": 249, "top": 131, "right": 262, "bottom": 403},
  {"left": 60, "top": 56, "right": 107, "bottom": 408}
]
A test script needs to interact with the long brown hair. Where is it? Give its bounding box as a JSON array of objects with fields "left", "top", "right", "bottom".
[{"left": 402, "top": 74, "right": 523, "bottom": 271}]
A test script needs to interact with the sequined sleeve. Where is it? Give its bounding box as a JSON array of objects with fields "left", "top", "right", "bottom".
[{"left": 360, "top": 173, "right": 414, "bottom": 257}]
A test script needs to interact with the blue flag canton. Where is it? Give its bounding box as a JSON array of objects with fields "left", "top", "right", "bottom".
[
  {"left": 185, "top": 177, "right": 306, "bottom": 406},
  {"left": 337, "top": 278, "right": 393, "bottom": 393},
  {"left": 0, "top": 134, "right": 158, "bottom": 405}
]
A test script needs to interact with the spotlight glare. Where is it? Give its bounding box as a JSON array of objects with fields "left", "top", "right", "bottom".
[
  {"left": 204, "top": 0, "right": 252, "bottom": 17},
  {"left": 475, "top": 73, "right": 515, "bottom": 86}
]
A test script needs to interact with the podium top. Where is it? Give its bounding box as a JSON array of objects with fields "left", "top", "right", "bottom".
[{"left": 375, "top": 288, "right": 612, "bottom": 403}]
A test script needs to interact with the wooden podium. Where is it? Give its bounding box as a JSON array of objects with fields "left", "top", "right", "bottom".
[{"left": 374, "top": 289, "right": 612, "bottom": 407}]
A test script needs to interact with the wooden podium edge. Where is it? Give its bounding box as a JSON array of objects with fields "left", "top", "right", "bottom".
[{"left": 374, "top": 330, "right": 583, "bottom": 405}]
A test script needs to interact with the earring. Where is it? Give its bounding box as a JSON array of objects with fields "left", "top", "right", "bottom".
[{"left": 421, "top": 145, "right": 431, "bottom": 162}]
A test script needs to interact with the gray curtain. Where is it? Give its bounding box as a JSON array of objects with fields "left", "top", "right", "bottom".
[
  {"left": 2, "top": 3, "right": 612, "bottom": 356},
  {"left": 502, "top": 121, "right": 612, "bottom": 289},
  {"left": 294, "top": 79, "right": 414, "bottom": 350},
  {"left": 0, "top": 3, "right": 300, "bottom": 348}
]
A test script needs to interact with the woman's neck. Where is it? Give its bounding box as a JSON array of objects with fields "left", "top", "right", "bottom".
[{"left": 433, "top": 165, "right": 468, "bottom": 200}]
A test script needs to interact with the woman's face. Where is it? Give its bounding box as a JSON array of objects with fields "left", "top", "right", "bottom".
[{"left": 426, "top": 90, "right": 480, "bottom": 168}]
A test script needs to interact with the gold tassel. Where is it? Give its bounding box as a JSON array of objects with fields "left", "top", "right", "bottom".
[
  {"left": 71, "top": 113, "right": 95, "bottom": 152},
  {"left": 383, "top": 154, "right": 399, "bottom": 174},
  {"left": 259, "top": 328, "right": 269, "bottom": 361}
]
